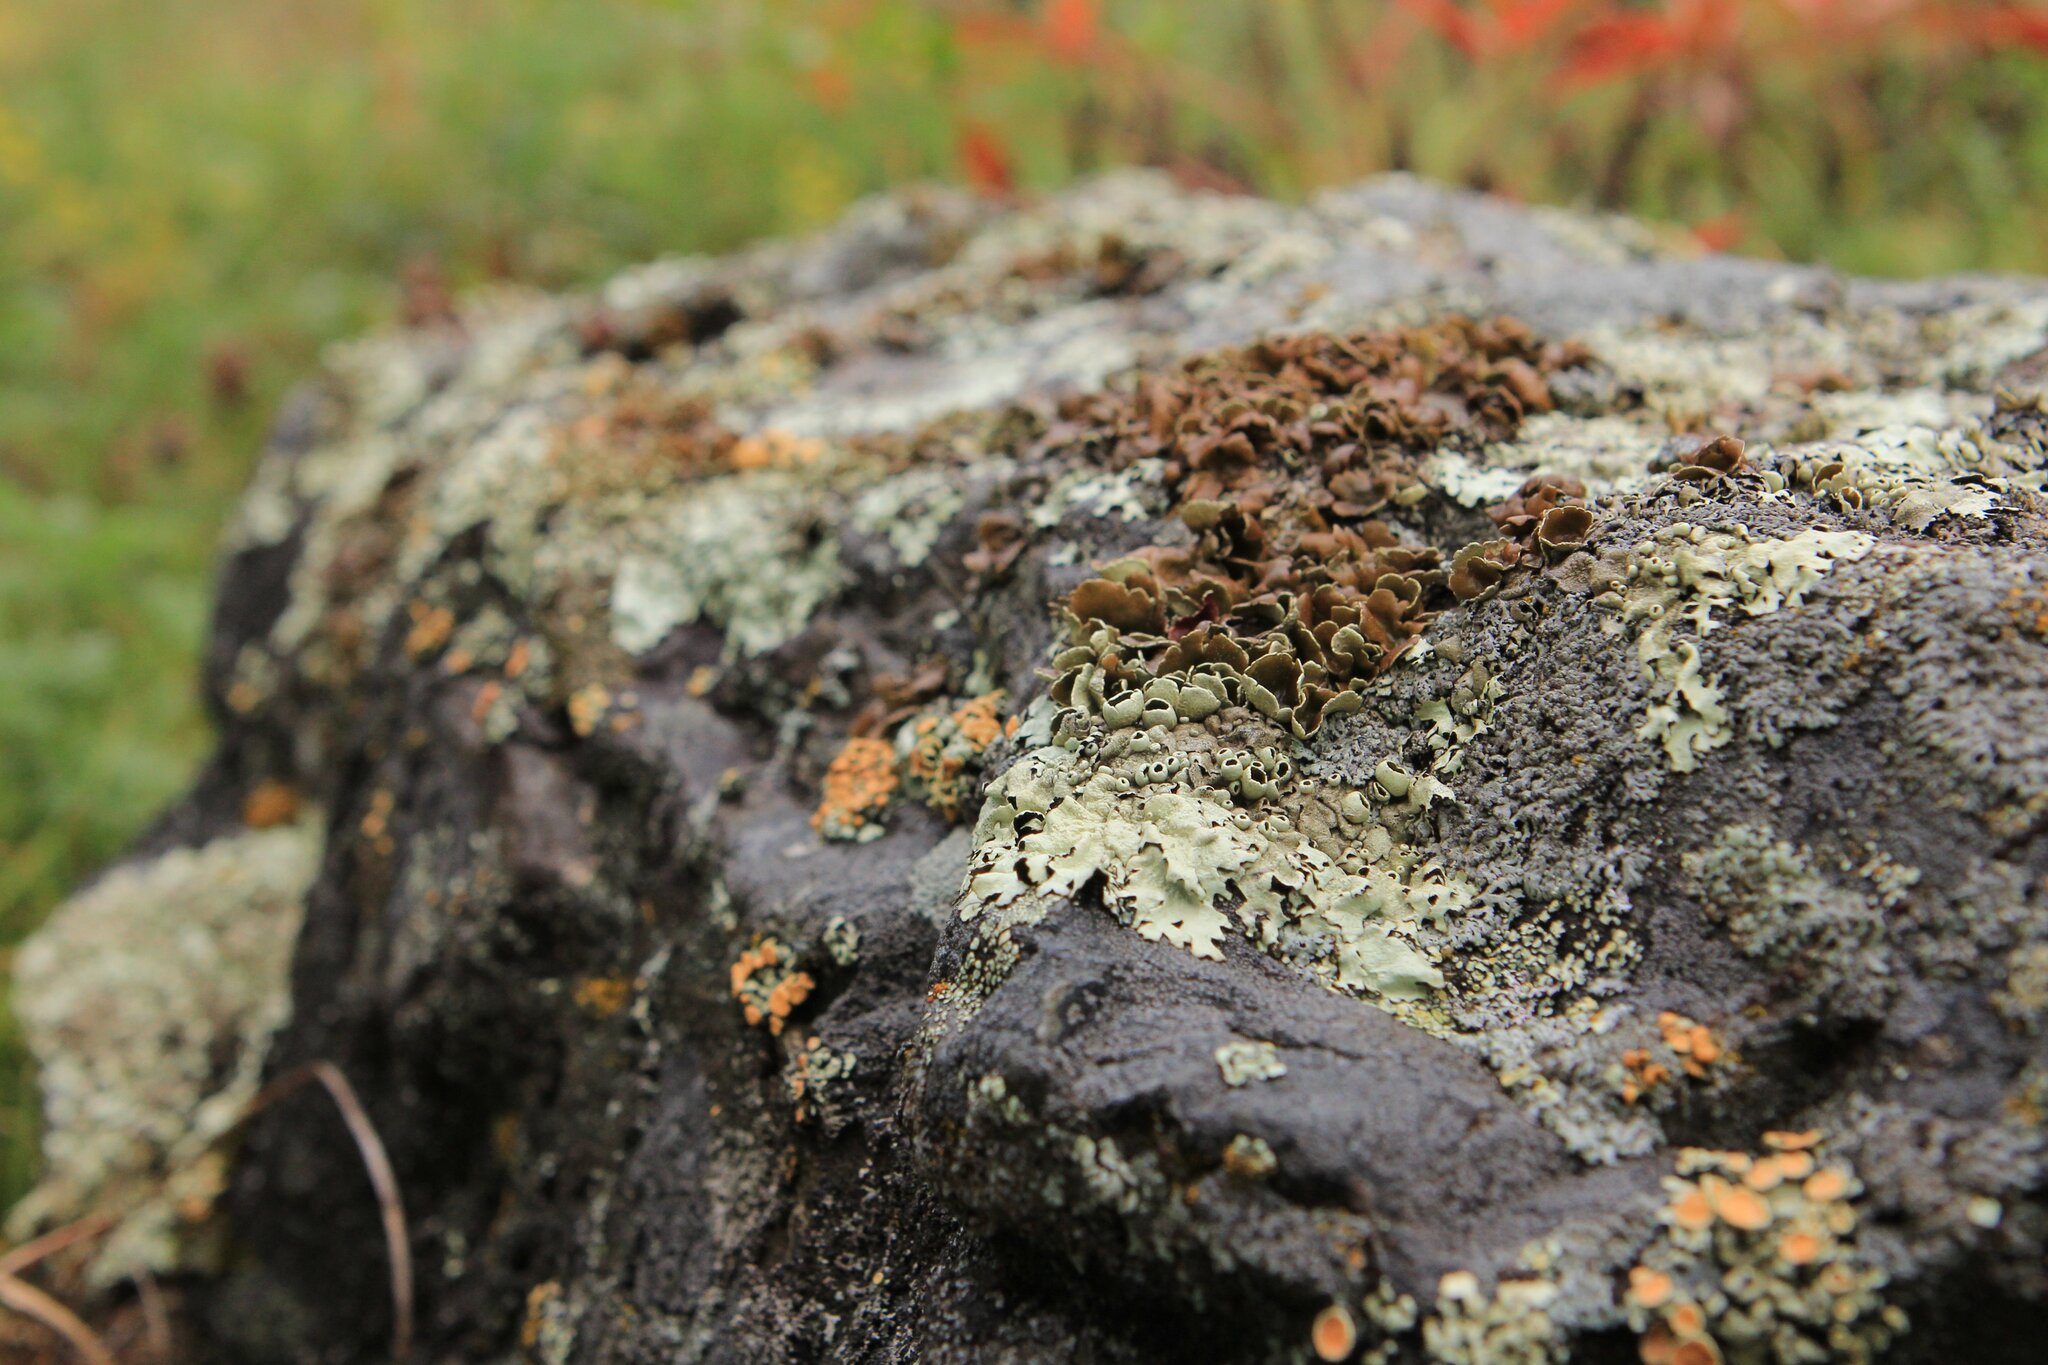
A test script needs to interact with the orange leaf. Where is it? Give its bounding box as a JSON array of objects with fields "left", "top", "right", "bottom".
[
  {"left": 1958, "top": 4, "right": 2048, "bottom": 54},
  {"left": 1553, "top": 12, "right": 1683, "bottom": 89},
  {"left": 1691, "top": 210, "right": 1746, "bottom": 253},
  {"left": 957, "top": 123, "right": 1015, "bottom": 197},
  {"left": 805, "top": 65, "right": 852, "bottom": 113},
  {"left": 1496, "top": 0, "right": 1582, "bottom": 50},
  {"left": 1046, "top": 0, "right": 1101, "bottom": 64}
]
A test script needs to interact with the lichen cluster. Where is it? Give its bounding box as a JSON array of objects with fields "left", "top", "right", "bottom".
[
  {"left": 8, "top": 823, "right": 320, "bottom": 1282},
  {"left": 1043, "top": 322, "right": 1589, "bottom": 740},
  {"left": 902, "top": 691, "right": 1010, "bottom": 822},
  {"left": 1587, "top": 510, "right": 1874, "bottom": 771},
  {"left": 1619, "top": 1012, "right": 1730, "bottom": 1105},
  {"left": 811, "top": 737, "right": 901, "bottom": 842},
  {"left": 1683, "top": 827, "right": 1895, "bottom": 1022},
  {"left": 33, "top": 173, "right": 2048, "bottom": 1364},
  {"left": 813, "top": 691, "right": 1009, "bottom": 840},
  {"left": 956, "top": 731, "right": 1472, "bottom": 998},
  {"left": 1214, "top": 1039, "right": 1288, "bottom": 1087},
  {"left": 1424, "top": 1271, "right": 1567, "bottom": 1365},
  {"left": 729, "top": 936, "right": 815, "bottom": 1036},
  {"left": 1626, "top": 1136, "right": 1904, "bottom": 1365}
]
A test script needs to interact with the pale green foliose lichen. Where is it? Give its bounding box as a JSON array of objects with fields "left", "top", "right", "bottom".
[
  {"left": 957, "top": 737, "right": 1464, "bottom": 1001},
  {"left": 1424, "top": 1270, "right": 1567, "bottom": 1365},
  {"left": 850, "top": 466, "right": 970, "bottom": 568},
  {"left": 1591, "top": 524, "right": 1875, "bottom": 772},
  {"left": 1683, "top": 826, "right": 1893, "bottom": 1020}
]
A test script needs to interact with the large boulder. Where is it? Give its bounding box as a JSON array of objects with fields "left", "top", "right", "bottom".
[{"left": 14, "top": 173, "right": 2048, "bottom": 1363}]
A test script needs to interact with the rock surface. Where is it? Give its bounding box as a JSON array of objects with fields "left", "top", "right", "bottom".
[{"left": 14, "top": 173, "right": 2048, "bottom": 1363}]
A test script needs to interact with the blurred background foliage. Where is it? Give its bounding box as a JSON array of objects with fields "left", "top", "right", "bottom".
[{"left": 4, "top": 0, "right": 2048, "bottom": 1199}]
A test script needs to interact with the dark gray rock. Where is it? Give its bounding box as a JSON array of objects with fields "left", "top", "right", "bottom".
[{"left": 13, "top": 173, "right": 2047, "bottom": 1363}]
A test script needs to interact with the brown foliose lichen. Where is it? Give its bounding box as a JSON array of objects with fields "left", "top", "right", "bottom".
[{"left": 1037, "top": 321, "right": 1593, "bottom": 739}]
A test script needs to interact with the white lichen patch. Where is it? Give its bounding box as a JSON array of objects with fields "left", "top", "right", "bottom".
[
  {"left": 1028, "top": 459, "right": 1165, "bottom": 530},
  {"left": 1215, "top": 1039, "right": 1287, "bottom": 1087},
  {"left": 1770, "top": 407, "right": 2032, "bottom": 532},
  {"left": 850, "top": 465, "right": 969, "bottom": 568},
  {"left": 1921, "top": 293, "right": 2048, "bottom": 386},
  {"left": 958, "top": 738, "right": 1462, "bottom": 1001},
  {"left": 1591, "top": 524, "right": 1875, "bottom": 772},
  {"left": 1683, "top": 826, "right": 1892, "bottom": 1019},
  {"left": 1580, "top": 323, "right": 1791, "bottom": 413},
  {"left": 1427, "top": 452, "right": 1533, "bottom": 510},
  {"left": 8, "top": 823, "right": 321, "bottom": 1282},
  {"left": 1437, "top": 412, "right": 1664, "bottom": 505},
  {"left": 603, "top": 470, "right": 844, "bottom": 658},
  {"left": 1433, "top": 909, "right": 1658, "bottom": 1165}
]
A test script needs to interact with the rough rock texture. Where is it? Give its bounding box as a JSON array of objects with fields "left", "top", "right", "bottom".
[{"left": 15, "top": 173, "right": 2048, "bottom": 1363}]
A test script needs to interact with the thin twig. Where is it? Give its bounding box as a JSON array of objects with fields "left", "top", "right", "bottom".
[
  {"left": 0, "top": 1213, "right": 117, "bottom": 1364},
  {"left": 242, "top": 1061, "right": 413, "bottom": 1364},
  {"left": 132, "top": 1265, "right": 171, "bottom": 1363},
  {"left": 0, "top": 1273, "right": 117, "bottom": 1365},
  {"left": 1, "top": 1065, "right": 410, "bottom": 1361},
  {"left": 0, "top": 1213, "right": 112, "bottom": 1280}
]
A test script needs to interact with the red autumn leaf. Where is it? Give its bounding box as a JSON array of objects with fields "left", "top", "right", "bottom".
[
  {"left": 957, "top": 123, "right": 1016, "bottom": 197},
  {"left": 1494, "top": 0, "right": 1584, "bottom": 51},
  {"left": 1554, "top": 11, "right": 1684, "bottom": 88},
  {"left": 1398, "top": 0, "right": 1586, "bottom": 61},
  {"left": 1046, "top": 0, "right": 1101, "bottom": 64},
  {"left": 805, "top": 64, "right": 852, "bottom": 113},
  {"left": 1955, "top": 3, "right": 2048, "bottom": 54},
  {"left": 1396, "top": 0, "right": 1484, "bottom": 56},
  {"left": 1690, "top": 210, "right": 1746, "bottom": 253}
]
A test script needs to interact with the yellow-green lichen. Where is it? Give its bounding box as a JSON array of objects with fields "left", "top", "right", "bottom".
[
  {"left": 1994, "top": 944, "right": 2048, "bottom": 1033},
  {"left": 1683, "top": 827, "right": 1892, "bottom": 1019},
  {"left": 788, "top": 1037, "right": 856, "bottom": 1126},
  {"left": 1222, "top": 1133, "right": 1278, "bottom": 1179},
  {"left": 606, "top": 470, "right": 845, "bottom": 658},
  {"left": 1423, "top": 1270, "right": 1566, "bottom": 1365},
  {"left": 850, "top": 466, "right": 968, "bottom": 568}
]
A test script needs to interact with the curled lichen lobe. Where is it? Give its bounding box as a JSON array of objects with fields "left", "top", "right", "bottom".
[{"left": 1039, "top": 322, "right": 1592, "bottom": 739}]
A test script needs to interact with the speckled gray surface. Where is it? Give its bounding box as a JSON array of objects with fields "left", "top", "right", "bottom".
[{"left": 14, "top": 172, "right": 2048, "bottom": 1363}]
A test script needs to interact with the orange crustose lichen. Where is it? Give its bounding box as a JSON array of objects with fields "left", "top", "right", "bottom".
[
  {"left": 730, "top": 937, "right": 815, "bottom": 1037},
  {"left": 1622, "top": 1011, "right": 1729, "bottom": 1103},
  {"left": 903, "top": 691, "right": 1006, "bottom": 822},
  {"left": 812, "top": 736, "right": 901, "bottom": 841}
]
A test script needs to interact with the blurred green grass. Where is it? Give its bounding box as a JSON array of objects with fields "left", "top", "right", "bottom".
[{"left": 5, "top": 0, "right": 2048, "bottom": 1206}]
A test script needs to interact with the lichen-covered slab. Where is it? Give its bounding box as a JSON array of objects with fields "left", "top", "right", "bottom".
[{"left": 15, "top": 172, "right": 2048, "bottom": 1364}]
